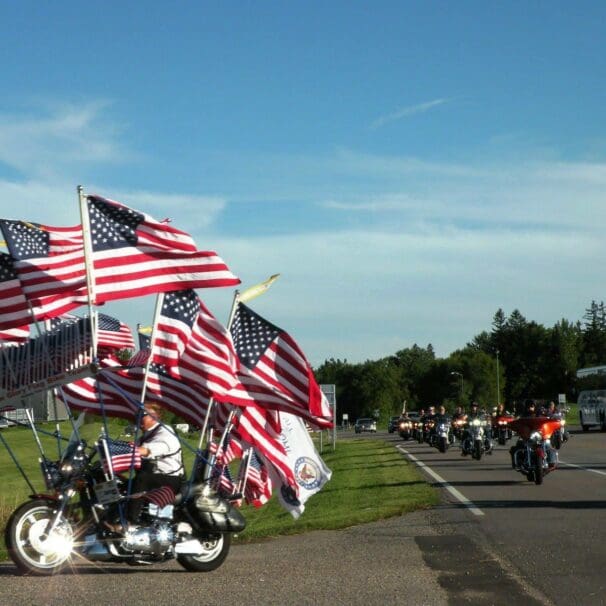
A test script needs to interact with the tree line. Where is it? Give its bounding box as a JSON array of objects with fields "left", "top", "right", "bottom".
[{"left": 314, "top": 301, "right": 606, "bottom": 423}]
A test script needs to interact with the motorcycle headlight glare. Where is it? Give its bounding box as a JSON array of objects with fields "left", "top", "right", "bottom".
[
  {"left": 472, "top": 419, "right": 481, "bottom": 427},
  {"left": 530, "top": 431, "right": 542, "bottom": 442},
  {"left": 560, "top": 420, "right": 566, "bottom": 426}
]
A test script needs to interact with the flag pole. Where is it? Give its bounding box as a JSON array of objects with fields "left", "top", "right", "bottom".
[
  {"left": 77, "top": 185, "right": 98, "bottom": 358},
  {"left": 194, "top": 288, "right": 242, "bottom": 482},
  {"left": 140, "top": 292, "right": 165, "bottom": 404}
]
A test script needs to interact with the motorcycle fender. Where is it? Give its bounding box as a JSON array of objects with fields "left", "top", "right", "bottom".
[{"left": 535, "top": 447, "right": 545, "bottom": 459}]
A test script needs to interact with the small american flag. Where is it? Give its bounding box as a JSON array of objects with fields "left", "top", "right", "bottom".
[
  {"left": 142, "top": 485, "right": 176, "bottom": 508},
  {"left": 97, "top": 313, "right": 135, "bottom": 354},
  {"left": 244, "top": 449, "right": 273, "bottom": 507},
  {"left": 102, "top": 438, "right": 141, "bottom": 474}
]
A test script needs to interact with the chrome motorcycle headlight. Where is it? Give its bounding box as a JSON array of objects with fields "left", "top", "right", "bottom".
[
  {"left": 472, "top": 419, "right": 481, "bottom": 427},
  {"left": 560, "top": 419, "right": 566, "bottom": 426}
]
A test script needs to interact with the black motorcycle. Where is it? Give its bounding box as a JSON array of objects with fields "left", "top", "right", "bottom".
[{"left": 4, "top": 437, "right": 245, "bottom": 575}]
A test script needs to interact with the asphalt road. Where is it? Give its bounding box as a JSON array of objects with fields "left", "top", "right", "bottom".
[
  {"left": 394, "top": 426, "right": 606, "bottom": 605},
  {"left": 2, "top": 427, "right": 604, "bottom": 605}
]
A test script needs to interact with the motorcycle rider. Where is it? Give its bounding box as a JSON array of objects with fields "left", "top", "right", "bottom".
[
  {"left": 510, "top": 399, "right": 538, "bottom": 469},
  {"left": 462, "top": 402, "right": 492, "bottom": 454},
  {"left": 126, "top": 401, "right": 185, "bottom": 526}
]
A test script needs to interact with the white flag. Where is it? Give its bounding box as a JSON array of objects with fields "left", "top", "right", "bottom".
[{"left": 272, "top": 412, "right": 332, "bottom": 519}]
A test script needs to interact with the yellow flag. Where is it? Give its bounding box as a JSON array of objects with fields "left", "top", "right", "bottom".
[
  {"left": 238, "top": 274, "right": 280, "bottom": 303},
  {"left": 138, "top": 325, "right": 153, "bottom": 335}
]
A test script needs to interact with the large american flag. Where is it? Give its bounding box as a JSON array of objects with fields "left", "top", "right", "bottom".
[
  {"left": 58, "top": 358, "right": 141, "bottom": 419},
  {"left": 217, "top": 303, "right": 333, "bottom": 428},
  {"left": 152, "top": 289, "right": 240, "bottom": 398},
  {"left": 0, "top": 252, "right": 83, "bottom": 330},
  {"left": 0, "top": 220, "right": 89, "bottom": 309},
  {"left": 86, "top": 196, "right": 240, "bottom": 303},
  {"left": 59, "top": 356, "right": 211, "bottom": 426},
  {"left": 0, "top": 195, "right": 240, "bottom": 316},
  {"left": 0, "top": 325, "right": 30, "bottom": 346},
  {"left": 214, "top": 402, "right": 296, "bottom": 490}
]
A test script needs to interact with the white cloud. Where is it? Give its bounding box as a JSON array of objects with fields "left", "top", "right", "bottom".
[
  {"left": 0, "top": 101, "right": 129, "bottom": 180},
  {"left": 371, "top": 98, "right": 449, "bottom": 129},
  {"left": 0, "top": 102, "right": 603, "bottom": 366}
]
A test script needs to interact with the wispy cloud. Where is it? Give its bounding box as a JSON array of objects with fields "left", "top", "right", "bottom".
[
  {"left": 0, "top": 101, "right": 129, "bottom": 180},
  {"left": 370, "top": 98, "right": 449, "bottom": 129}
]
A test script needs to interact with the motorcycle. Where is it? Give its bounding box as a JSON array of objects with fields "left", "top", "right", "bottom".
[
  {"left": 460, "top": 417, "right": 493, "bottom": 460},
  {"left": 509, "top": 417, "right": 561, "bottom": 485},
  {"left": 4, "top": 437, "right": 246, "bottom": 576},
  {"left": 423, "top": 419, "right": 435, "bottom": 445},
  {"left": 492, "top": 414, "right": 515, "bottom": 445},
  {"left": 432, "top": 417, "right": 453, "bottom": 453},
  {"left": 549, "top": 415, "right": 569, "bottom": 450},
  {"left": 398, "top": 418, "right": 413, "bottom": 440},
  {"left": 451, "top": 417, "right": 467, "bottom": 442}
]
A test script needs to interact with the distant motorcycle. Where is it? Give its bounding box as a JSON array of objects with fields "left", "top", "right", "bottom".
[
  {"left": 461, "top": 417, "right": 493, "bottom": 460},
  {"left": 451, "top": 417, "right": 467, "bottom": 442},
  {"left": 492, "top": 414, "right": 515, "bottom": 445},
  {"left": 398, "top": 418, "right": 413, "bottom": 440},
  {"left": 509, "top": 417, "right": 561, "bottom": 484},
  {"left": 432, "top": 417, "right": 453, "bottom": 453}
]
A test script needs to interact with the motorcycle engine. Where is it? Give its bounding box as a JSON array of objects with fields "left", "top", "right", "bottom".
[{"left": 122, "top": 522, "right": 175, "bottom": 555}]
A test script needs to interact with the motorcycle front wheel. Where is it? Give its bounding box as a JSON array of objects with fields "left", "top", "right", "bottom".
[
  {"left": 438, "top": 437, "right": 447, "bottom": 453},
  {"left": 534, "top": 459, "right": 544, "bottom": 485},
  {"left": 177, "top": 533, "right": 231, "bottom": 572},
  {"left": 5, "top": 499, "right": 75, "bottom": 576},
  {"left": 473, "top": 441, "right": 482, "bottom": 460}
]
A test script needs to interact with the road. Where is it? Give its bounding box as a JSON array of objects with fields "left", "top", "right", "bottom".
[
  {"left": 1, "top": 427, "right": 604, "bottom": 605},
  {"left": 394, "top": 426, "right": 606, "bottom": 605}
]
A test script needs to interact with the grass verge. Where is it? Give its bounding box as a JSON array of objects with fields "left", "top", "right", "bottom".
[{"left": 0, "top": 426, "right": 437, "bottom": 561}]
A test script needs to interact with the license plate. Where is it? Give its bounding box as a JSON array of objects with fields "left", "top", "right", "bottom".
[{"left": 94, "top": 480, "right": 121, "bottom": 505}]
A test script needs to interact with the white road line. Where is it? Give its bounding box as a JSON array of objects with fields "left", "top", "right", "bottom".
[
  {"left": 559, "top": 460, "right": 606, "bottom": 477},
  {"left": 397, "top": 445, "right": 484, "bottom": 517}
]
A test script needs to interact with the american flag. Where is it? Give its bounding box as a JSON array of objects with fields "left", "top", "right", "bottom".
[
  {"left": 101, "top": 438, "right": 142, "bottom": 474},
  {"left": 86, "top": 196, "right": 240, "bottom": 303},
  {"left": 0, "top": 220, "right": 89, "bottom": 309},
  {"left": 127, "top": 348, "right": 151, "bottom": 368},
  {"left": 59, "top": 356, "right": 212, "bottom": 425},
  {"left": 0, "top": 195, "right": 240, "bottom": 315},
  {"left": 211, "top": 459, "right": 236, "bottom": 496},
  {"left": 213, "top": 402, "right": 297, "bottom": 490},
  {"left": 152, "top": 289, "right": 240, "bottom": 398},
  {"left": 142, "top": 485, "right": 176, "bottom": 508},
  {"left": 217, "top": 303, "right": 333, "bottom": 428},
  {"left": 243, "top": 449, "right": 273, "bottom": 508},
  {"left": 0, "top": 324, "right": 30, "bottom": 346},
  {"left": 97, "top": 313, "right": 135, "bottom": 355},
  {"left": 0, "top": 252, "right": 83, "bottom": 330}
]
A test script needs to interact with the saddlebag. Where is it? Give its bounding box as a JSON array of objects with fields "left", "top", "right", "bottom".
[{"left": 186, "top": 484, "right": 246, "bottom": 533}]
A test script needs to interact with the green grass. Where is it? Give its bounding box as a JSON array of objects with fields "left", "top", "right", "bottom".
[
  {"left": 0, "top": 424, "right": 438, "bottom": 560},
  {"left": 565, "top": 403, "right": 579, "bottom": 426},
  {"left": 236, "top": 438, "right": 438, "bottom": 541}
]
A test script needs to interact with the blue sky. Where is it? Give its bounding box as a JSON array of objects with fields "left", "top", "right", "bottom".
[{"left": 1, "top": 2, "right": 605, "bottom": 364}]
